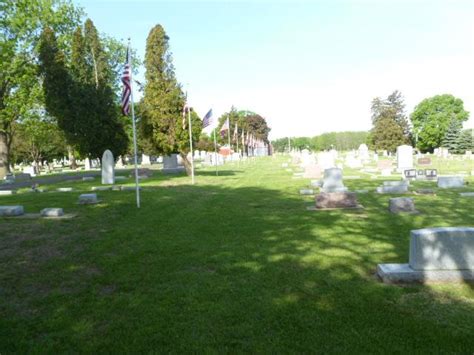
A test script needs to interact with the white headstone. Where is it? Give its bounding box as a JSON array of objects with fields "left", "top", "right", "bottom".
[
  {"left": 396, "top": 145, "right": 413, "bottom": 172},
  {"left": 141, "top": 154, "right": 151, "bottom": 165},
  {"left": 101, "top": 150, "right": 115, "bottom": 184},
  {"left": 84, "top": 158, "right": 91, "bottom": 170},
  {"left": 321, "top": 168, "right": 347, "bottom": 193},
  {"left": 358, "top": 144, "right": 370, "bottom": 161}
]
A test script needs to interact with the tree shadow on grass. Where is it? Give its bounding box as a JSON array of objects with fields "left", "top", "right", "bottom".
[{"left": 0, "top": 180, "right": 473, "bottom": 352}]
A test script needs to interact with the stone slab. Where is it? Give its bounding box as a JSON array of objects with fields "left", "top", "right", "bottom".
[
  {"left": 415, "top": 189, "right": 435, "bottom": 195},
  {"left": 91, "top": 186, "right": 112, "bottom": 191},
  {"left": 0, "top": 205, "right": 24, "bottom": 216},
  {"left": 376, "top": 185, "right": 408, "bottom": 194},
  {"left": 115, "top": 176, "right": 127, "bottom": 181},
  {"left": 315, "top": 192, "right": 360, "bottom": 209},
  {"left": 377, "top": 263, "right": 474, "bottom": 283},
  {"left": 409, "top": 227, "right": 474, "bottom": 271},
  {"left": 79, "top": 193, "right": 99, "bottom": 204},
  {"left": 299, "top": 189, "right": 314, "bottom": 195},
  {"left": 389, "top": 197, "right": 418, "bottom": 213},
  {"left": 121, "top": 186, "right": 142, "bottom": 191},
  {"left": 40, "top": 208, "right": 64, "bottom": 217},
  {"left": 57, "top": 187, "right": 73, "bottom": 192},
  {"left": 0, "top": 190, "right": 15, "bottom": 195},
  {"left": 383, "top": 180, "right": 409, "bottom": 187},
  {"left": 460, "top": 192, "right": 474, "bottom": 197},
  {"left": 82, "top": 177, "right": 95, "bottom": 181},
  {"left": 438, "top": 176, "right": 464, "bottom": 188}
]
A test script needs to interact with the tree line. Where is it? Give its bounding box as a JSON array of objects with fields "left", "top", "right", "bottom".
[
  {"left": 272, "top": 131, "right": 369, "bottom": 152},
  {"left": 0, "top": 0, "right": 271, "bottom": 178}
]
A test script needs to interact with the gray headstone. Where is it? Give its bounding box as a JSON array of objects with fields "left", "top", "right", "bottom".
[
  {"left": 396, "top": 145, "right": 413, "bottom": 172},
  {"left": 321, "top": 168, "right": 347, "bottom": 193},
  {"left": 101, "top": 149, "right": 115, "bottom": 184},
  {"left": 389, "top": 197, "right": 416, "bottom": 213},
  {"left": 376, "top": 185, "right": 408, "bottom": 194},
  {"left": 438, "top": 176, "right": 464, "bottom": 188},
  {"left": 79, "top": 193, "right": 98, "bottom": 204},
  {"left": 41, "top": 208, "right": 64, "bottom": 217},
  {"left": 0, "top": 205, "right": 24, "bottom": 216},
  {"left": 409, "top": 227, "right": 474, "bottom": 270}
]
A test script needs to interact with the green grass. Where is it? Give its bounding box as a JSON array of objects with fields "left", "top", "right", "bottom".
[{"left": 1, "top": 157, "right": 473, "bottom": 352}]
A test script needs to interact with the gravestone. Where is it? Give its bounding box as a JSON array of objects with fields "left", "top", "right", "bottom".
[
  {"left": 404, "top": 169, "right": 417, "bottom": 180},
  {"left": 376, "top": 184, "right": 408, "bottom": 194},
  {"left": 299, "top": 189, "right": 314, "bottom": 195},
  {"left": 84, "top": 158, "right": 91, "bottom": 170},
  {"left": 92, "top": 186, "right": 112, "bottom": 191},
  {"left": 41, "top": 208, "right": 64, "bottom": 217},
  {"left": 418, "top": 157, "right": 431, "bottom": 166},
  {"left": 397, "top": 145, "right": 413, "bottom": 172},
  {"left": 0, "top": 190, "right": 15, "bottom": 195},
  {"left": 460, "top": 192, "right": 474, "bottom": 197},
  {"left": 416, "top": 170, "right": 425, "bottom": 179},
  {"left": 315, "top": 192, "right": 359, "bottom": 209},
  {"left": 82, "top": 176, "right": 94, "bottom": 181},
  {"left": 438, "top": 176, "right": 464, "bottom": 188},
  {"left": 163, "top": 154, "right": 185, "bottom": 174},
  {"left": 321, "top": 168, "right": 347, "bottom": 193},
  {"left": 358, "top": 144, "right": 370, "bottom": 161},
  {"left": 0, "top": 205, "right": 24, "bottom": 216},
  {"left": 425, "top": 169, "right": 438, "bottom": 180},
  {"left": 79, "top": 193, "right": 98, "bottom": 204},
  {"left": 383, "top": 180, "right": 409, "bottom": 187},
  {"left": 377, "top": 227, "right": 474, "bottom": 283},
  {"left": 57, "top": 187, "right": 73, "bottom": 192},
  {"left": 141, "top": 154, "right": 151, "bottom": 165},
  {"left": 101, "top": 150, "right": 115, "bottom": 184},
  {"left": 389, "top": 197, "right": 417, "bottom": 213}
]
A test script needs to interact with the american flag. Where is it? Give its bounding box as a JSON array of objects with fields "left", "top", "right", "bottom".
[
  {"left": 182, "top": 98, "right": 189, "bottom": 130},
  {"left": 202, "top": 109, "right": 213, "bottom": 129},
  {"left": 121, "top": 48, "right": 131, "bottom": 116},
  {"left": 220, "top": 117, "right": 229, "bottom": 138}
]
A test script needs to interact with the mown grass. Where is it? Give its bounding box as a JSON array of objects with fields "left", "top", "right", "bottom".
[{"left": 0, "top": 156, "right": 473, "bottom": 353}]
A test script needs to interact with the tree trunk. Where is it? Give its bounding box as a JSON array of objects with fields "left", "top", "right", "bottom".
[
  {"left": 67, "top": 146, "right": 77, "bottom": 169},
  {"left": 180, "top": 152, "right": 192, "bottom": 176},
  {"left": 0, "top": 131, "right": 10, "bottom": 179}
]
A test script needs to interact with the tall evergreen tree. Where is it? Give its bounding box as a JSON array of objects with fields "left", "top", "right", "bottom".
[
  {"left": 140, "top": 24, "right": 201, "bottom": 174},
  {"left": 458, "top": 129, "right": 473, "bottom": 153},
  {"left": 370, "top": 91, "right": 410, "bottom": 151},
  {"left": 40, "top": 21, "right": 128, "bottom": 160},
  {"left": 442, "top": 118, "right": 463, "bottom": 153}
]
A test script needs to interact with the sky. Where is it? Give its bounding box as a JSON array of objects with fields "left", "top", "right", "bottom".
[{"left": 76, "top": 0, "right": 474, "bottom": 139}]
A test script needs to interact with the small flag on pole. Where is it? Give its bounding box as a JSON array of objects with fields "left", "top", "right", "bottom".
[
  {"left": 202, "top": 109, "right": 213, "bottom": 129},
  {"left": 182, "top": 100, "right": 189, "bottom": 130},
  {"left": 233, "top": 123, "right": 238, "bottom": 140},
  {"left": 220, "top": 117, "right": 229, "bottom": 138},
  {"left": 121, "top": 49, "right": 131, "bottom": 116}
]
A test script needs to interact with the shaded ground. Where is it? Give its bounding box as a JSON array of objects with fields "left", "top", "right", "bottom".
[{"left": 0, "top": 157, "right": 473, "bottom": 352}]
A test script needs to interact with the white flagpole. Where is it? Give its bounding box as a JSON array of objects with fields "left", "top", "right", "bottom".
[
  {"left": 213, "top": 128, "right": 218, "bottom": 176},
  {"left": 187, "top": 107, "right": 195, "bottom": 184},
  {"left": 128, "top": 40, "right": 140, "bottom": 208}
]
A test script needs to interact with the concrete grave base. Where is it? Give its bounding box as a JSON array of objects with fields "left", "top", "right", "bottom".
[
  {"left": 0, "top": 205, "right": 24, "bottom": 216},
  {"left": 91, "top": 186, "right": 112, "bottom": 191},
  {"left": 315, "top": 192, "right": 360, "bottom": 209},
  {"left": 377, "top": 263, "right": 474, "bottom": 283}
]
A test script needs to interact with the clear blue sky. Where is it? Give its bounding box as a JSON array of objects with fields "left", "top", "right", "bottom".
[{"left": 76, "top": 0, "right": 474, "bottom": 138}]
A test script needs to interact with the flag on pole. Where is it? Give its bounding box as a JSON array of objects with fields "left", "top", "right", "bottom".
[
  {"left": 220, "top": 117, "right": 229, "bottom": 138},
  {"left": 182, "top": 99, "right": 189, "bottom": 130},
  {"left": 121, "top": 49, "right": 131, "bottom": 116},
  {"left": 233, "top": 122, "right": 238, "bottom": 141},
  {"left": 202, "top": 109, "right": 213, "bottom": 129}
]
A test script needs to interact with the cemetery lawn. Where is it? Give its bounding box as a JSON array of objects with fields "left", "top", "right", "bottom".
[{"left": 1, "top": 157, "right": 474, "bottom": 353}]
